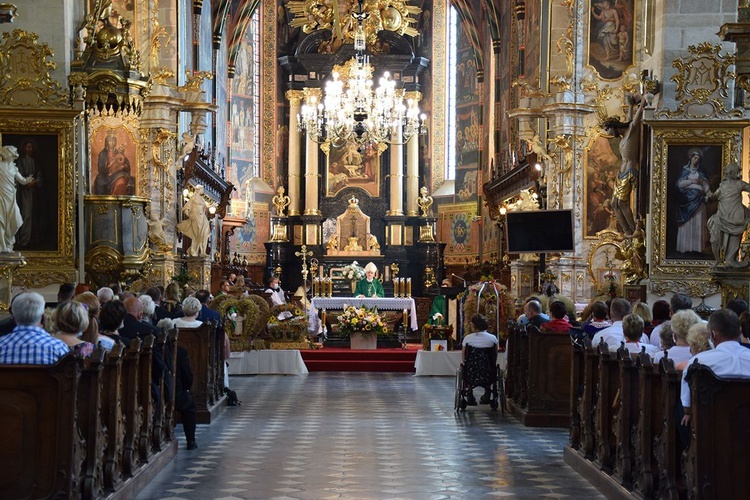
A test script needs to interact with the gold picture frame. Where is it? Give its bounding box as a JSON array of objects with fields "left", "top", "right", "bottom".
[
  {"left": 0, "top": 114, "right": 77, "bottom": 287},
  {"left": 648, "top": 121, "right": 746, "bottom": 295}
]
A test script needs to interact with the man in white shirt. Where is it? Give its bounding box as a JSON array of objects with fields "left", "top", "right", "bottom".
[
  {"left": 592, "top": 298, "right": 648, "bottom": 350},
  {"left": 650, "top": 293, "right": 693, "bottom": 347},
  {"left": 680, "top": 308, "right": 750, "bottom": 426}
]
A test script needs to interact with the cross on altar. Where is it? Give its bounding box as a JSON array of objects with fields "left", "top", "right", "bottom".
[{"left": 295, "top": 245, "right": 314, "bottom": 283}]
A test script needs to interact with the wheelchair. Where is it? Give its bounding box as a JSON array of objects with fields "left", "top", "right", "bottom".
[{"left": 454, "top": 345, "right": 506, "bottom": 412}]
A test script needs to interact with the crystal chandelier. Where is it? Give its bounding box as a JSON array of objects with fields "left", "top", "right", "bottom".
[{"left": 298, "top": 0, "right": 425, "bottom": 147}]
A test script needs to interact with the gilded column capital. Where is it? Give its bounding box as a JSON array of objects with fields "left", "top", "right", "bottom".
[
  {"left": 286, "top": 89, "right": 305, "bottom": 106},
  {"left": 302, "top": 88, "right": 323, "bottom": 100},
  {"left": 404, "top": 91, "right": 422, "bottom": 102}
]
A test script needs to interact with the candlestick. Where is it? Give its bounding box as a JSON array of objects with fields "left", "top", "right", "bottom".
[
  {"left": 396, "top": 278, "right": 402, "bottom": 297},
  {"left": 328, "top": 278, "right": 333, "bottom": 297},
  {"left": 406, "top": 278, "right": 412, "bottom": 297},
  {"left": 321, "top": 309, "right": 327, "bottom": 329},
  {"left": 313, "top": 278, "right": 319, "bottom": 297},
  {"left": 402, "top": 308, "right": 408, "bottom": 328}
]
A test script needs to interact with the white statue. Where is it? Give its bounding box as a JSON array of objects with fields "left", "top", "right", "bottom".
[
  {"left": 0, "top": 145, "right": 34, "bottom": 253},
  {"left": 148, "top": 210, "right": 171, "bottom": 252},
  {"left": 177, "top": 185, "right": 211, "bottom": 257}
]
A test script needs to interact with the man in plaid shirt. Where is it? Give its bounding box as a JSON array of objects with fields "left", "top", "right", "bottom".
[{"left": 0, "top": 292, "right": 69, "bottom": 364}]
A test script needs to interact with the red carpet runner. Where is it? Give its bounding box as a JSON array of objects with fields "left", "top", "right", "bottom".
[{"left": 301, "top": 346, "right": 419, "bottom": 372}]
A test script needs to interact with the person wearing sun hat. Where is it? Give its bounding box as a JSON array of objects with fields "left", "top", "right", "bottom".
[{"left": 354, "top": 262, "right": 384, "bottom": 298}]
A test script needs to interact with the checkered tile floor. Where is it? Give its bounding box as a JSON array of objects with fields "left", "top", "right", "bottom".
[{"left": 136, "top": 373, "right": 602, "bottom": 499}]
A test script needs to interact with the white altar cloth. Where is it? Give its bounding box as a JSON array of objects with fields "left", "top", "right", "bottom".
[
  {"left": 227, "top": 350, "right": 308, "bottom": 375},
  {"left": 414, "top": 349, "right": 508, "bottom": 376},
  {"left": 309, "top": 297, "right": 419, "bottom": 331},
  {"left": 414, "top": 350, "right": 463, "bottom": 376}
]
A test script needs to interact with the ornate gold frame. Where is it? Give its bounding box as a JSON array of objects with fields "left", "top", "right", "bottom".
[
  {"left": 0, "top": 112, "right": 77, "bottom": 287},
  {"left": 648, "top": 121, "right": 746, "bottom": 295}
]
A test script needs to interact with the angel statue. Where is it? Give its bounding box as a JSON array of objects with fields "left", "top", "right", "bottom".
[
  {"left": 326, "top": 234, "right": 339, "bottom": 252},
  {"left": 367, "top": 233, "right": 380, "bottom": 251},
  {"left": 148, "top": 210, "right": 171, "bottom": 252},
  {"left": 177, "top": 185, "right": 211, "bottom": 257},
  {"left": 417, "top": 186, "right": 434, "bottom": 217},
  {"left": 272, "top": 185, "right": 291, "bottom": 216},
  {"left": 0, "top": 145, "right": 35, "bottom": 253}
]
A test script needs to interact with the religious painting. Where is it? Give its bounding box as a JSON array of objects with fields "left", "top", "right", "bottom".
[
  {"left": 583, "top": 132, "right": 622, "bottom": 238},
  {"left": 524, "top": 0, "right": 542, "bottom": 83},
  {"left": 0, "top": 117, "right": 76, "bottom": 287},
  {"left": 438, "top": 203, "right": 479, "bottom": 265},
  {"left": 664, "top": 144, "right": 722, "bottom": 260},
  {"left": 2, "top": 133, "right": 59, "bottom": 251},
  {"left": 587, "top": 0, "right": 635, "bottom": 80},
  {"left": 89, "top": 125, "right": 138, "bottom": 196},
  {"left": 325, "top": 141, "right": 382, "bottom": 198},
  {"left": 227, "top": 204, "right": 270, "bottom": 265},
  {"left": 456, "top": 106, "right": 480, "bottom": 166},
  {"left": 649, "top": 125, "right": 740, "bottom": 293}
]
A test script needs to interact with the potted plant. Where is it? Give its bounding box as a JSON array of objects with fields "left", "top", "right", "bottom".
[{"left": 337, "top": 305, "right": 387, "bottom": 349}]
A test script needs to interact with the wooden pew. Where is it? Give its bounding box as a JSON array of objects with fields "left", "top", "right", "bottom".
[
  {"left": 137, "top": 335, "right": 155, "bottom": 464},
  {"left": 654, "top": 357, "right": 684, "bottom": 500},
  {"left": 568, "top": 339, "right": 586, "bottom": 450},
  {"left": 580, "top": 339, "right": 599, "bottom": 460},
  {"left": 120, "top": 338, "right": 142, "bottom": 477},
  {"left": 613, "top": 345, "right": 639, "bottom": 488},
  {"left": 504, "top": 321, "right": 521, "bottom": 403},
  {"left": 177, "top": 322, "right": 226, "bottom": 423},
  {"left": 683, "top": 362, "right": 750, "bottom": 499},
  {"left": 0, "top": 355, "right": 82, "bottom": 499},
  {"left": 631, "top": 351, "right": 662, "bottom": 499},
  {"left": 101, "top": 343, "right": 125, "bottom": 491},
  {"left": 78, "top": 348, "right": 107, "bottom": 500},
  {"left": 152, "top": 332, "right": 168, "bottom": 451},
  {"left": 594, "top": 341, "right": 620, "bottom": 472}
]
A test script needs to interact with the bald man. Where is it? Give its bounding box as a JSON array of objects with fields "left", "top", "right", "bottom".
[{"left": 119, "top": 296, "right": 159, "bottom": 345}]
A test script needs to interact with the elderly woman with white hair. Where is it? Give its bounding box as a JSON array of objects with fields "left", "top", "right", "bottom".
[
  {"left": 174, "top": 297, "right": 203, "bottom": 329},
  {"left": 354, "top": 262, "right": 384, "bottom": 298},
  {"left": 139, "top": 294, "right": 156, "bottom": 325}
]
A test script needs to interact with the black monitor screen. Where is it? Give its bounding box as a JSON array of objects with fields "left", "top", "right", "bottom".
[{"left": 505, "top": 209, "right": 574, "bottom": 253}]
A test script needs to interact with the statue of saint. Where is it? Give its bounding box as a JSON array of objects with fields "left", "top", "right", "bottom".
[
  {"left": 367, "top": 233, "right": 380, "bottom": 251},
  {"left": 177, "top": 185, "right": 211, "bottom": 257},
  {"left": 707, "top": 162, "right": 750, "bottom": 268},
  {"left": 417, "top": 186, "right": 434, "bottom": 217},
  {"left": 602, "top": 94, "right": 645, "bottom": 236},
  {"left": 272, "top": 185, "right": 291, "bottom": 216},
  {"left": 326, "top": 234, "right": 339, "bottom": 252},
  {"left": 0, "top": 145, "right": 35, "bottom": 253}
]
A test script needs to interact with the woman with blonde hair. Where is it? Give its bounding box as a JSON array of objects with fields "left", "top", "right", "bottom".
[
  {"left": 174, "top": 297, "right": 203, "bottom": 329},
  {"left": 675, "top": 322, "right": 711, "bottom": 370},
  {"left": 163, "top": 281, "right": 183, "bottom": 317},
  {"left": 52, "top": 301, "right": 95, "bottom": 358},
  {"left": 73, "top": 291, "right": 104, "bottom": 345},
  {"left": 632, "top": 302, "right": 652, "bottom": 332},
  {"left": 653, "top": 309, "right": 701, "bottom": 364}
]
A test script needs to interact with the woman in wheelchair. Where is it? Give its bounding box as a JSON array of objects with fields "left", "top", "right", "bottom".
[{"left": 462, "top": 314, "right": 500, "bottom": 405}]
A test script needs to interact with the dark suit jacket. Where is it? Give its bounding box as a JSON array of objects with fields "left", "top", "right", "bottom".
[
  {"left": 196, "top": 304, "right": 221, "bottom": 326},
  {"left": 153, "top": 305, "right": 171, "bottom": 323},
  {"left": 119, "top": 314, "right": 160, "bottom": 344}
]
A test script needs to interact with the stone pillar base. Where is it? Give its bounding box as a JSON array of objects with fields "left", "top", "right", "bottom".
[
  {"left": 150, "top": 252, "right": 180, "bottom": 288},
  {"left": 0, "top": 253, "right": 26, "bottom": 312},
  {"left": 186, "top": 256, "right": 212, "bottom": 291}
]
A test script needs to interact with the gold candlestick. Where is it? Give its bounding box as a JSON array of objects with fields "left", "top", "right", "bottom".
[
  {"left": 406, "top": 278, "right": 412, "bottom": 297},
  {"left": 321, "top": 309, "right": 327, "bottom": 329},
  {"left": 402, "top": 308, "right": 408, "bottom": 327}
]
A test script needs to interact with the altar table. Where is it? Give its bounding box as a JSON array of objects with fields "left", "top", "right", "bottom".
[
  {"left": 413, "top": 349, "right": 508, "bottom": 376},
  {"left": 308, "top": 297, "right": 419, "bottom": 332},
  {"left": 227, "top": 350, "right": 309, "bottom": 375},
  {"left": 414, "top": 350, "right": 463, "bottom": 376}
]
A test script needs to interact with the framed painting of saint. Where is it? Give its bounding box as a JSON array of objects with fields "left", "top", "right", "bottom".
[
  {"left": 587, "top": 0, "right": 635, "bottom": 80},
  {"left": 325, "top": 141, "right": 382, "bottom": 198},
  {"left": 90, "top": 125, "right": 138, "bottom": 196}
]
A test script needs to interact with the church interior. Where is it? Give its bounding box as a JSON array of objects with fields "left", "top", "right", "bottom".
[{"left": 2, "top": 0, "right": 750, "bottom": 498}]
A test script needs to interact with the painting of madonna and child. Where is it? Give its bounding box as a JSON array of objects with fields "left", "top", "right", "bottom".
[
  {"left": 90, "top": 126, "right": 138, "bottom": 196},
  {"left": 588, "top": 0, "right": 635, "bottom": 80}
]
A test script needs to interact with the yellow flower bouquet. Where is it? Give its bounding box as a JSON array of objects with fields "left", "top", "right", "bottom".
[{"left": 337, "top": 305, "right": 387, "bottom": 338}]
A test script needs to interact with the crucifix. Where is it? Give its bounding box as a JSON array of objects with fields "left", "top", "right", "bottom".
[{"left": 295, "top": 244, "right": 314, "bottom": 285}]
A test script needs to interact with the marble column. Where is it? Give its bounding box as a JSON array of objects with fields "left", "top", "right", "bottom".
[
  {"left": 388, "top": 126, "right": 404, "bottom": 216},
  {"left": 405, "top": 91, "right": 421, "bottom": 217},
  {"left": 286, "top": 90, "right": 303, "bottom": 216},
  {"left": 304, "top": 132, "right": 320, "bottom": 216}
]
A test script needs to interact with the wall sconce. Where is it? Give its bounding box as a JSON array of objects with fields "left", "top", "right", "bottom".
[{"left": 208, "top": 205, "right": 217, "bottom": 216}]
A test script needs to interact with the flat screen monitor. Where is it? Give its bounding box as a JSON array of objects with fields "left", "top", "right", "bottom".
[{"left": 505, "top": 209, "right": 574, "bottom": 253}]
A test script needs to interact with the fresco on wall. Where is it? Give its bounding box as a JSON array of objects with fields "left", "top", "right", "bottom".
[
  {"left": 588, "top": 0, "right": 634, "bottom": 80},
  {"left": 227, "top": 206, "right": 271, "bottom": 265},
  {"left": 456, "top": 168, "right": 478, "bottom": 202}
]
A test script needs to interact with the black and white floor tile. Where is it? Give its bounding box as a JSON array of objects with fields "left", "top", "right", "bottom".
[{"left": 136, "top": 373, "right": 602, "bottom": 500}]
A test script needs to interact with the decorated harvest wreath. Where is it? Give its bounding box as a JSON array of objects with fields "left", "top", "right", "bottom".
[
  {"left": 210, "top": 294, "right": 262, "bottom": 351},
  {"left": 267, "top": 303, "right": 308, "bottom": 342},
  {"left": 460, "top": 281, "right": 515, "bottom": 341}
]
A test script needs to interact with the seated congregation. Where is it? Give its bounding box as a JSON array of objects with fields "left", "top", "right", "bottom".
[{"left": 0, "top": 283, "right": 228, "bottom": 499}]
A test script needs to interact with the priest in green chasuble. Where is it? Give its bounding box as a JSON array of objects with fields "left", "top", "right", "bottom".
[{"left": 354, "top": 262, "right": 385, "bottom": 298}]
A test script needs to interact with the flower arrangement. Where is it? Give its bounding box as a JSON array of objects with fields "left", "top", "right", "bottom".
[
  {"left": 341, "top": 261, "right": 365, "bottom": 281},
  {"left": 337, "top": 305, "right": 387, "bottom": 338},
  {"left": 432, "top": 312, "right": 444, "bottom": 325}
]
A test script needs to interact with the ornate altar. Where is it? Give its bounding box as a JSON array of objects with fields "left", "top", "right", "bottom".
[{"left": 325, "top": 196, "right": 382, "bottom": 257}]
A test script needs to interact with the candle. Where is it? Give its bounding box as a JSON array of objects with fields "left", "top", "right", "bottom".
[
  {"left": 396, "top": 278, "right": 402, "bottom": 297},
  {"left": 321, "top": 309, "right": 327, "bottom": 329},
  {"left": 402, "top": 308, "right": 408, "bottom": 328},
  {"left": 313, "top": 278, "right": 319, "bottom": 297},
  {"left": 384, "top": 265, "right": 391, "bottom": 282},
  {"left": 406, "top": 278, "right": 412, "bottom": 297},
  {"left": 328, "top": 278, "right": 333, "bottom": 297}
]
